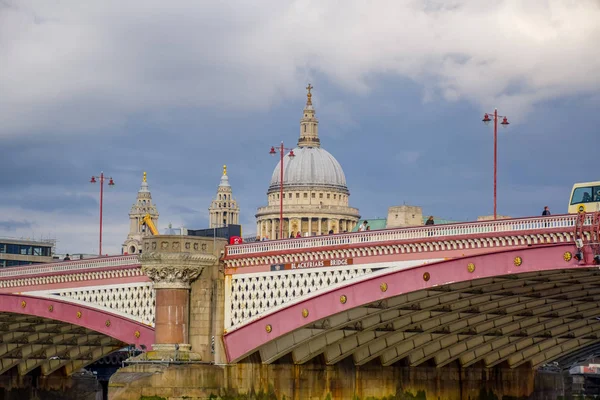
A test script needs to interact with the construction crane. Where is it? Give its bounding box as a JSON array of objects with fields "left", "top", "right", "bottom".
[{"left": 140, "top": 213, "right": 158, "bottom": 235}]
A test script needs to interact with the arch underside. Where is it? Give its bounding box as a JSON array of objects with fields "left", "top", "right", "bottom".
[
  {"left": 255, "top": 267, "right": 600, "bottom": 369},
  {"left": 0, "top": 313, "right": 122, "bottom": 376}
]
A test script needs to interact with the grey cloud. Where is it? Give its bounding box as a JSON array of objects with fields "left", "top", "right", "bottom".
[
  {"left": 2, "top": 1, "right": 599, "bottom": 137},
  {"left": 168, "top": 205, "right": 199, "bottom": 215},
  {"left": 0, "top": 220, "right": 32, "bottom": 231},
  {"left": 0, "top": 0, "right": 598, "bottom": 256},
  {"left": 0, "top": 192, "right": 97, "bottom": 214}
]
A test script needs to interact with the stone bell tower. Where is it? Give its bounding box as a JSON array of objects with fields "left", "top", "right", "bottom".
[
  {"left": 122, "top": 172, "right": 159, "bottom": 254},
  {"left": 208, "top": 165, "right": 240, "bottom": 228}
]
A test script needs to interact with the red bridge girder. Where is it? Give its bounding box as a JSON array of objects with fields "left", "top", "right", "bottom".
[{"left": 224, "top": 243, "right": 600, "bottom": 369}]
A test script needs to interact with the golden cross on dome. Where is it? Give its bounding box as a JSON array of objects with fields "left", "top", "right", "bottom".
[
  {"left": 223, "top": 165, "right": 227, "bottom": 176},
  {"left": 306, "top": 83, "right": 313, "bottom": 105},
  {"left": 143, "top": 172, "right": 147, "bottom": 183}
]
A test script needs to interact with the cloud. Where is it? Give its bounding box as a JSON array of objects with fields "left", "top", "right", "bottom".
[
  {"left": 0, "top": 191, "right": 97, "bottom": 214},
  {"left": 0, "top": 220, "right": 32, "bottom": 231},
  {"left": 0, "top": 0, "right": 598, "bottom": 255},
  {"left": 395, "top": 151, "right": 421, "bottom": 166},
  {"left": 1, "top": 0, "right": 599, "bottom": 138}
]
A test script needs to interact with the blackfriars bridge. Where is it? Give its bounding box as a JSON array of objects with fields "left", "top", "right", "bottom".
[{"left": 0, "top": 213, "right": 599, "bottom": 399}]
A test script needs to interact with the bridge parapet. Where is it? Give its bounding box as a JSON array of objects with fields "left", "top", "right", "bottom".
[
  {"left": 224, "top": 214, "right": 593, "bottom": 268},
  {"left": 226, "top": 215, "right": 588, "bottom": 258},
  {"left": 0, "top": 254, "right": 153, "bottom": 327},
  {"left": 0, "top": 255, "right": 140, "bottom": 280}
]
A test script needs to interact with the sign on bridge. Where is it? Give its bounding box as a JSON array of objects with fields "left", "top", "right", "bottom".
[{"left": 270, "top": 258, "right": 353, "bottom": 271}]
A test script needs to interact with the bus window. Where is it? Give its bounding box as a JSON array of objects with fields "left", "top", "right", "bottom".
[
  {"left": 572, "top": 187, "right": 591, "bottom": 204},
  {"left": 571, "top": 185, "right": 600, "bottom": 204}
]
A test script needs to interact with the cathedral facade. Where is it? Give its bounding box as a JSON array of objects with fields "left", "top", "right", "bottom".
[{"left": 256, "top": 85, "right": 360, "bottom": 239}]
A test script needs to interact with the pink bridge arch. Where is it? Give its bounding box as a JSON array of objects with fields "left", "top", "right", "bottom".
[
  {"left": 224, "top": 243, "right": 600, "bottom": 369},
  {"left": 0, "top": 294, "right": 154, "bottom": 348}
]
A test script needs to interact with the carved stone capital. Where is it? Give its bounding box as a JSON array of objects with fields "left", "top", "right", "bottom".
[{"left": 141, "top": 252, "right": 217, "bottom": 289}]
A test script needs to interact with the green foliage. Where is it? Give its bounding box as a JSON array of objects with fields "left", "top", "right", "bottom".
[
  {"left": 208, "top": 387, "right": 430, "bottom": 400},
  {"left": 208, "top": 385, "right": 278, "bottom": 400},
  {"left": 344, "top": 389, "right": 427, "bottom": 400}
]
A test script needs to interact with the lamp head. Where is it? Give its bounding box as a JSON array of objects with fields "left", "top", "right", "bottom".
[{"left": 482, "top": 113, "right": 491, "bottom": 125}]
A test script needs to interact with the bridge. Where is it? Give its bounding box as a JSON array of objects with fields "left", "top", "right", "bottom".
[
  {"left": 0, "top": 255, "right": 154, "bottom": 377},
  {"left": 0, "top": 213, "right": 598, "bottom": 399}
]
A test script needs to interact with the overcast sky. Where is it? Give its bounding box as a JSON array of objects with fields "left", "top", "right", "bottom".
[{"left": 1, "top": 0, "right": 599, "bottom": 255}]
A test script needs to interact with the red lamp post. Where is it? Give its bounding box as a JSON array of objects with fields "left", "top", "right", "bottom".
[
  {"left": 482, "top": 109, "right": 509, "bottom": 220},
  {"left": 270, "top": 142, "right": 295, "bottom": 239},
  {"left": 90, "top": 172, "right": 115, "bottom": 256}
]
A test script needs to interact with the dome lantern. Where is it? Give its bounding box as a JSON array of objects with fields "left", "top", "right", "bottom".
[{"left": 297, "top": 83, "right": 320, "bottom": 148}]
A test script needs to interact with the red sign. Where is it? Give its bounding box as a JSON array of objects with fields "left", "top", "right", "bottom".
[{"left": 229, "top": 236, "right": 243, "bottom": 245}]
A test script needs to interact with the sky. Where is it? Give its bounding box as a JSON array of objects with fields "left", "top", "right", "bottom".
[{"left": 1, "top": 0, "right": 599, "bottom": 255}]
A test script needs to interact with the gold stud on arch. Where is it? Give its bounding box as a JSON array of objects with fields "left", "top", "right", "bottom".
[
  {"left": 563, "top": 252, "right": 572, "bottom": 262},
  {"left": 513, "top": 256, "right": 523, "bottom": 267},
  {"left": 265, "top": 324, "right": 272, "bottom": 333},
  {"left": 302, "top": 309, "right": 309, "bottom": 318},
  {"left": 340, "top": 295, "right": 348, "bottom": 304},
  {"left": 423, "top": 272, "right": 430, "bottom": 282},
  {"left": 467, "top": 263, "right": 476, "bottom": 273},
  {"left": 380, "top": 283, "right": 388, "bottom": 292}
]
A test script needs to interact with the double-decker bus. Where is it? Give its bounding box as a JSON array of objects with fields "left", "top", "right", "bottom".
[{"left": 568, "top": 181, "right": 600, "bottom": 213}]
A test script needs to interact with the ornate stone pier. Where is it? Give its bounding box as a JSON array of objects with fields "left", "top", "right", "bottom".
[{"left": 138, "top": 235, "right": 225, "bottom": 361}]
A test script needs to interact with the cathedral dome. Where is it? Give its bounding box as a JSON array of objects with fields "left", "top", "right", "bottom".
[
  {"left": 268, "top": 147, "right": 348, "bottom": 193},
  {"left": 256, "top": 84, "right": 360, "bottom": 239}
]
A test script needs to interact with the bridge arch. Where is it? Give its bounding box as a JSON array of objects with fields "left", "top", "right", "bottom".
[
  {"left": 0, "top": 294, "right": 153, "bottom": 376},
  {"left": 224, "top": 244, "right": 600, "bottom": 369}
]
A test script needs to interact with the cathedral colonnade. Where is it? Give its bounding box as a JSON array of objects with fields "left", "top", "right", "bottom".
[{"left": 257, "top": 216, "right": 357, "bottom": 239}]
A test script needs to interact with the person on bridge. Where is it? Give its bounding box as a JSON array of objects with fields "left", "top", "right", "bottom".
[
  {"left": 425, "top": 216, "right": 435, "bottom": 225},
  {"left": 542, "top": 206, "right": 551, "bottom": 216},
  {"left": 359, "top": 221, "right": 368, "bottom": 232}
]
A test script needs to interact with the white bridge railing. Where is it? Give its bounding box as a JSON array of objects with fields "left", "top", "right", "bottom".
[
  {"left": 225, "top": 214, "right": 591, "bottom": 257},
  {"left": 0, "top": 255, "right": 140, "bottom": 279}
]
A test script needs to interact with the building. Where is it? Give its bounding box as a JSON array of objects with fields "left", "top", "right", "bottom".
[
  {"left": 256, "top": 85, "right": 360, "bottom": 239},
  {"left": 386, "top": 205, "right": 426, "bottom": 228},
  {"left": 208, "top": 165, "right": 240, "bottom": 228},
  {"left": 351, "top": 205, "right": 463, "bottom": 232},
  {"left": 0, "top": 237, "right": 54, "bottom": 268},
  {"left": 122, "top": 172, "right": 159, "bottom": 255},
  {"left": 477, "top": 214, "right": 512, "bottom": 221}
]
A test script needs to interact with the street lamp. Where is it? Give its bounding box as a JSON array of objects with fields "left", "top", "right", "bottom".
[
  {"left": 90, "top": 172, "right": 115, "bottom": 256},
  {"left": 482, "top": 109, "right": 509, "bottom": 220},
  {"left": 270, "top": 142, "right": 295, "bottom": 239}
]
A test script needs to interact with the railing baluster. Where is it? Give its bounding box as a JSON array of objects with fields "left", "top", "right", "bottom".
[
  {"left": 225, "top": 214, "right": 585, "bottom": 257},
  {"left": 0, "top": 255, "right": 141, "bottom": 279}
]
